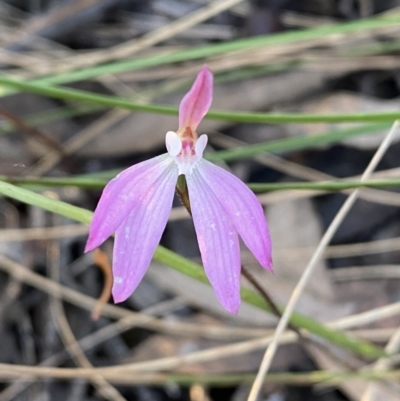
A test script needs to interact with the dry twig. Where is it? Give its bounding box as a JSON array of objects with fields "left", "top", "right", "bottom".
[{"left": 247, "top": 121, "right": 400, "bottom": 401}]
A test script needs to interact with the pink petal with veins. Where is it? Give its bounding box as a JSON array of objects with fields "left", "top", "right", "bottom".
[
  {"left": 85, "top": 154, "right": 173, "bottom": 253},
  {"left": 112, "top": 162, "right": 179, "bottom": 302},
  {"left": 186, "top": 168, "right": 241, "bottom": 314},
  {"left": 179, "top": 66, "right": 213, "bottom": 132},
  {"left": 195, "top": 160, "right": 272, "bottom": 271}
]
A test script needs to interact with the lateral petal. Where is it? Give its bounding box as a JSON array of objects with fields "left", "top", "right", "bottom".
[
  {"left": 85, "top": 154, "right": 173, "bottom": 252},
  {"left": 112, "top": 162, "right": 179, "bottom": 303},
  {"left": 179, "top": 66, "right": 213, "bottom": 132},
  {"left": 186, "top": 169, "right": 241, "bottom": 314},
  {"left": 195, "top": 160, "right": 272, "bottom": 271}
]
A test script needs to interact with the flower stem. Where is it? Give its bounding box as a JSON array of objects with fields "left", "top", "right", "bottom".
[
  {"left": 176, "top": 175, "right": 192, "bottom": 216},
  {"left": 240, "top": 266, "right": 304, "bottom": 338}
]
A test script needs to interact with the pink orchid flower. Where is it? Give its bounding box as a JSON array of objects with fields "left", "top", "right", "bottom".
[{"left": 85, "top": 66, "right": 272, "bottom": 314}]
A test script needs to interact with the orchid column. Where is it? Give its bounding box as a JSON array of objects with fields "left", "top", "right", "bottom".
[{"left": 85, "top": 66, "right": 272, "bottom": 314}]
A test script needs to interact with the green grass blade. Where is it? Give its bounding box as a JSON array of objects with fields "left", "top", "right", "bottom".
[
  {"left": 208, "top": 124, "right": 390, "bottom": 161},
  {"left": 32, "top": 14, "right": 400, "bottom": 85},
  {"left": 0, "top": 180, "right": 386, "bottom": 359},
  {"left": 0, "top": 180, "right": 92, "bottom": 223},
  {"left": 0, "top": 75, "right": 400, "bottom": 124},
  {"left": 248, "top": 179, "right": 400, "bottom": 192},
  {"left": 3, "top": 175, "right": 400, "bottom": 193}
]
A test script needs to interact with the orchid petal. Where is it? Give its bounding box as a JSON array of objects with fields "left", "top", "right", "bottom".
[
  {"left": 166, "top": 131, "right": 182, "bottom": 157},
  {"left": 112, "top": 162, "right": 179, "bottom": 302},
  {"left": 195, "top": 134, "right": 208, "bottom": 159},
  {"left": 195, "top": 160, "right": 272, "bottom": 271},
  {"left": 186, "top": 168, "right": 241, "bottom": 314},
  {"left": 179, "top": 66, "right": 213, "bottom": 132},
  {"left": 85, "top": 154, "right": 173, "bottom": 252}
]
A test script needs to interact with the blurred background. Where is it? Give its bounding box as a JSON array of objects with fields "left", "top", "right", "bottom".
[{"left": 1, "top": 0, "right": 400, "bottom": 400}]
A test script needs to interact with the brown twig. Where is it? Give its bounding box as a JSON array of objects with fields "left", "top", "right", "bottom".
[
  {"left": 0, "top": 106, "right": 64, "bottom": 157},
  {"left": 46, "top": 218, "right": 127, "bottom": 401},
  {"left": 91, "top": 249, "right": 113, "bottom": 321}
]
